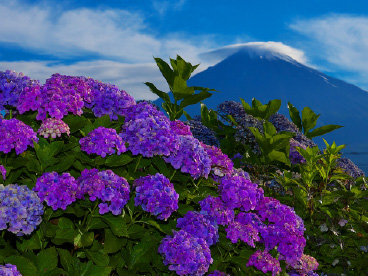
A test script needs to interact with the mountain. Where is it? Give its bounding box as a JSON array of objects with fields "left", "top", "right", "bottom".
[{"left": 155, "top": 48, "right": 368, "bottom": 153}]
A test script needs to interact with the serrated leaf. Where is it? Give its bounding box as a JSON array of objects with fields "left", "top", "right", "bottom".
[
  {"left": 85, "top": 249, "right": 109, "bottom": 266},
  {"left": 5, "top": 255, "right": 37, "bottom": 276},
  {"left": 103, "top": 229, "right": 125, "bottom": 254},
  {"left": 306, "top": 124, "right": 343, "bottom": 139},
  {"left": 57, "top": 248, "right": 72, "bottom": 273},
  {"left": 36, "top": 247, "right": 58, "bottom": 275},
  {"left": 105, "top": 154, "right": 133, "bottom": 167},
  {"left": 179, "top": 90, "right": 212, "bottom": 109},
  {"left": 101, "top": 213, "right": 128, "bottom": 237}
]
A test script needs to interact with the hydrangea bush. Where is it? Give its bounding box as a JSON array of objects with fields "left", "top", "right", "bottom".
[{"left": 0, "top": 58, "right": 345, "bottom": 276}]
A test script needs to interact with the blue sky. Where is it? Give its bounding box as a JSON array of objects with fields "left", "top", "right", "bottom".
[{"left": 1, "top": 0, "right": 368, "bottom": 100}]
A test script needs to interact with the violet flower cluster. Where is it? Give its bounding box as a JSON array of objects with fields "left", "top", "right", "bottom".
[
  {"left": 199, "top": 196, "right": 235, "bottom": 226},
  {"left": 33, "top": 172, "right": 79, "bottom": 211},
  {"left": 0, "top": 118, "right": 38, "bottom": 154},
  {"left": 0, "top": 264, "right": 22, "bottom": 276},
  {"left": 120, "top": 102, "right": 179, "bottom": 157},
  {"left": 225, "top": 212, "right": 265, "bottom": 247},
  {"left": 38, "top": 118, "right": 70, "bottom": 138},
  {"left": 170, "top": 120, "right": 192, "bottom": 136},
  {"left": 164, "top": 135, "right": 212, "bottom": 179},
  {"left": 289, "top": 138, "right": 307, "bottom": 165},
  {"left": 246, "top": 250, "right": 282, "bottom": 276},
  {"left": 201, "top": 143, "right": 233, "bottom": 177},
  {"left": 0, "top": 165, "right": 5, "bottom": 180},
  {"left": 158, "top": 230, "right": 213, "bottom": 276},
  {"left": 207, "top": 271, "right": 230, "bottom": 276},
  {"left": 176, "top": 211, "right": 219, "bottom": 246},
  {"left": 218, "top": 174, "right": 263, "bottom": 212},
  {"left": 80, "top": 126, "right": 126, "bottom": 157},
  {"left": 184, "top": 118, "right": 220, "bottom": 147},
  {"left": 287, "top": 254, "right": 319, "bottom": 276},
  {"left": 84, "top": 78, "right": 135, "bottom": 120},
  {"left": 77, "top": 169, "right": 130, "bottom": 215},
  {"left": 0, "top": 70, "right": 40, "bottom": 110},
  {"left": 337, "top": 157, "right": 365, "bottom": 179},
  {"left": 0, "top": 184, "right": 44, "bottom": 236},
  {"left": 133, "top": 173, "right": 179, "bottom": 220}
]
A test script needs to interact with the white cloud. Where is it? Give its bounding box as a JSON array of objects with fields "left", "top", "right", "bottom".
[
  {"left": 152, "top": 0, "right": 187, "bottom": 16},
  {"left": 199, "top": 42, "right": 309, "bottom": 66},
  {"left": 0, "top": 60, "right": 167, "bottom": 100},
  {"left": 290, "top": 15, "right": 368, "bottom": 87}
]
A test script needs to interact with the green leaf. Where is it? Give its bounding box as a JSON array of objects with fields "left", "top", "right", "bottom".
[
  {"left": 63, "top": 114, "right": 91, "bottom": 133},
  {"left": 144, "top": 82, "right": 171, "bottom": 103},
  {"left": 80, "top": 261, "right": 112, "bottom": 276},
  {"left": 306, "top": 124, "right": 343, "bottom": 139},
  {"left": 301, "top": 106, "right": 320, "bottom": 133},
  {"left": 179, "top": 90, "right": 212, "bottom": 109},
  {"left": 5, "top": 255, "right": 37, "bottom": 276},
  {"left": 47, "top": 155, "right": 76, "bottom": 173},
  {"left": 287, "top": 102, "right": 302, "bottom": 130},
  {"left": 36, "top": 247, "right": 58, "bottom": 275},
  {"left": 57, "top": 248, "right": 72, "bottom": 273},
  {"left": 265, "top": 99, "right": 281, "bottom": 119},
  {"left": 85, "top": 249, "right": 109, "bottom": 266},
  {"left": 154, "top": 57, "right": 175, "bottom": 87},
  {"left": 105, "top": 154, "right": 133, "bottom": 167},
  {"left": 16, "top": 231, "right": 42, "bottom": 252},
  {"left": 128, "top": 239, "right": 157, "bottom": 269},
  {"left": 103, "top": 229, "right": 126, "bottom": 254},
  {"left": 101, "top": 213, "right": 128, "bottom": 237}
]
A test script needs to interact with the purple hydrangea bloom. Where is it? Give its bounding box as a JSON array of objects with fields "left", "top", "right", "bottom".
[
  {"left": 80, "top": 126, "right": 126, "bottom": 157},
  {"left": 34, "top": 172, "right": 79, "bottom": 211},
  {"left": 176, "top": 211, "right": 219, "bottom": 246},
  {"left": 0, "top": 165, "right": 6, "bottom": 180},
  {"left": 133, "top": 173, "right": 179, "bottom": 220},
  {"left": 199, "top": 196, "right": 234, "bottom": 226},
  {"left": 77, "top": 169, "right": 130, "bottom": 215},
  {"left": 0, "top": 263, "right": 22, "bottom": 276},
  {"left": 207, "top": 271, "right": 230, "bottom": 276},
  {"left": 164, "top": 135, "right": 212, "bottom": 179},
  {"left": 225, "top": 212, "right": 266, "bottom": 247},
  {"left": 26, "top": 74, "right": 91, "bottom": 120},
  {"left": 170, "top": 120, "right": 192, "bottom": 136},
  {"left": 0, "top": 70, "right": 41, "bottom": 110},
  {"left": 201, "top": 143, "right": 233, "bottom": 177},
  {"left": 84, "top": 78, "right": 135, "bottom": 120},
  {"left": 0, "top": 118, "right": 38, "bottom": 154},
  {"left": 287, "top": 254, "right": 319, "bottom": 276},
  {"left": 218, "top": 175, "right": 263, "bottom": 212},
  {"left": 289, "top": 138, "right": 306, "bottom": 165},
  {"left": 120, "top": 102, "right": 179, "bottom": 157},
  {"left": 256, "top": 197, "right": 306, "bottom": 266},
  {"left": 184, "top": 119, "right": 220, "bottom": 147},
  {"left": 38, "top": 118, "right": 70, "bottom": 138},
  {"left": 246, "top": 250, "right": 281, "bottom": 276},
  {"left": 231, "top": 167, "right": 251, "bottom": 180},
  {"left": 0, "top": 184, "right": 44, "bottom": 236},
  {"left": 337, "top": 157, "right": 365, "bottom": 178},
  {"left": 158, "top": 230, "right": 213, "bottom": 276}
]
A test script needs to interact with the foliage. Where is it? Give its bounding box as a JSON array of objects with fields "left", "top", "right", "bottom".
[{"left": 144, "top": 55, "right": 216, "bottom": 120}]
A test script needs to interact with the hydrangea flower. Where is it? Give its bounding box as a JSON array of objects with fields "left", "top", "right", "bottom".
[
  {"left": 120, "top": 103, "right": 179, "bottom": 157},
  {"left": 218, "top": 175, "right": 263, "bottom": 211},
  {"left": 184, "top": 119, "right": 220, "bottom": 147},
  {"left": 176, "top": 211, "right": 219, "bottom": 246},
  {"left": 287, "top": 254, "right": 319, "bottom": 276},
  {"left": 84, "top": 78, "right": 135, "bottom": 120},
  {"left": 158, "top": 230, "right": 213, "bottom": 276},
  {"left": 0, "top": 165, "right": 6, "bottom": 180},
  {"left": 256, "top": 197, "right": 306, "bottom": 266},
  {"left": 133, "top": 173, "right": 179, "bottom": 220},
  {"left": 37, "top": 118, "right": 70, "bottom": 138},
  {"left": 170, "top": 120, "right": 192, "bottom": 136},
  {"left": 0, "top": 184, "right": 44, "bottom": 236},
  {"left": 34, "top": 172, "right": 79, "bottom": 211},
  {"left": 199, "top": 196, "right": 234, "bottom": 226},
  {"left": 80, "top": 126, "right": 126, "bottom": 157},
  {"left": 289, "top": 138, "right": 306, "bottom": 165},
  {"left": 225, "top": 212, "right": 266, "bottom": 247},
  {"left": 164, "top": 135, "right": 212, "bottom": 179},
  {"left": 0, "top": 70, "right": 40, "bottom": 110},
  {"left": 201, "top": 143, "right": 233, "bottom": 177},
  {"left": 0, "top": 118, "right": 38, "bottom": 154},
  {"left": 207, "top": 271, "right": 230, "bottom": 276},
  {"left": 26, "top": 74, "right": 91, "bottom": 120},
  {"left": 246, "top": 250, "right": 282, "bottom": 276},
  {"left": 337, "top": 157, "right": 365, "bottom": 179},
  {"left": 77, "top": 169, "right": 130, "bottom": 215},
  {"left": 0, "top": 263, "right": 22, "bottom": 276}
]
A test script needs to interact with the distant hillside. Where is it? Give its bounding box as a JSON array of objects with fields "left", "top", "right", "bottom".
[{"left": 155, "top": 48, "right": 368, "bottom": 154}]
